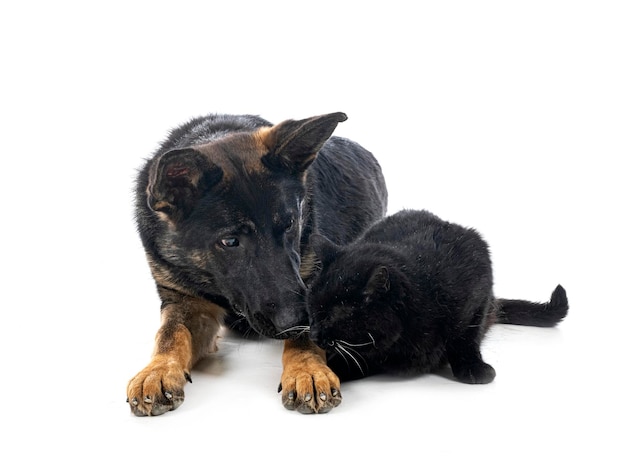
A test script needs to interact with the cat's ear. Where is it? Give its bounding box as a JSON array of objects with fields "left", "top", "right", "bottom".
[
  {"left": 146, "top": 147, "right": 223, "bottom": 223},
  {"left": 310, "top": 233, "right": 341, "bottom": 264},
  {"left": 365, "top": 266, "right": 390, "bottom": 297}
]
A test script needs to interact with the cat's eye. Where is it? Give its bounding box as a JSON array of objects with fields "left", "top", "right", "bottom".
[{"left": 219, "top": 237, "right": 239, "bottom": 248}]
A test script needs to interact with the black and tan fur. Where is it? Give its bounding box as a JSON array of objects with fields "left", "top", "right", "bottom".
[{"left": 127, "top": 112, "right": 387, "bottom": 415}]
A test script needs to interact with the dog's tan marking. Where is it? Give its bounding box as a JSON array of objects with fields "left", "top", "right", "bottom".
[
  {"left": 299, "top": 248, "right": 320, "bottom": 282},
  {"left": 254, "top": 126, "right": 274, "bottom": 151},
  {"left": 243, "top": 132, "right": 270, "bottom": 173},
  {"left": 126, "top": 287, "right": 225, "bottom": 416},
  {"left": 126, "top": 322, "right": 193, "bottom": 416},
  {"left": 280, "top": 336, "right": 342, "bottom": 414},
  {"left": 193, "top": 132, "right": 270, "bottom": 177},
  {"left": 157, "top": 295, "right": 225, "bottom": 358},
  {"left": 154, "top": 323, "right": 193, "bottom": 364},
  {"left": 146, "top": 253, "right": 185, "bottom": 293}
]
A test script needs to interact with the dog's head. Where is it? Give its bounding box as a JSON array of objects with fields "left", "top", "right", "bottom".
[{"left": 144, "top": 112, "right": 347, "bottom": 338}]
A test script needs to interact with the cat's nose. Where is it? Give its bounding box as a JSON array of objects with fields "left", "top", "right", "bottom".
[
  {"left": 309, "top": 329, "right": 325, "bottom": 346},
  {"left": 310, "top": 331, "right": 334, "bottom": 350}
]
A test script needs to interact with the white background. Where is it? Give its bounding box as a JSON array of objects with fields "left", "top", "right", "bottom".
[{"left": 1, "top": 1, "right": 624, "bottom": 457}]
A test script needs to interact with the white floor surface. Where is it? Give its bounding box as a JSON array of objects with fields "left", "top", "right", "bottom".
[{"left": 1, "top": 2, "right": 624, "bottom": 458}]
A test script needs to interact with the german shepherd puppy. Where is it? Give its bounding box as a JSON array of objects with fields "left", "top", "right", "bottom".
[{"left": 127, "top": 112, "right": 388, "bottom": 415}]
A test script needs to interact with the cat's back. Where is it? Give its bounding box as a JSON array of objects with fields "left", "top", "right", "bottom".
[
  {"left": 362, "top": 209, "right": 490, "bottom": 273},
  {"left": 362, "top": 209, "right": 447, "bottom": 247}
]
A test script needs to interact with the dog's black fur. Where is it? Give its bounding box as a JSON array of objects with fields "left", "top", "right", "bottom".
[
  {"left": 136, "top": 112, "right": 387, "bottom": 336},
  {"left": 307, "top": 209, "right": 568, "bottom": 383},
  {"left": 128, "top": 112, "right": 387, "bottom": 415}
]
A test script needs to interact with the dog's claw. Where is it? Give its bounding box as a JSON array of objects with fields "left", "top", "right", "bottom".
[
  {"left": 127, "top": 357, "right": 190, "bottom": 416},
  {"left": 279, "top": 369, "right": 342, "bottom": 414}
]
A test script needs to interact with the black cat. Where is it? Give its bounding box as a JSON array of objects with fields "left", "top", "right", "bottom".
[{"left": 306, "top": 209, "right": 568, "bottom": 383}]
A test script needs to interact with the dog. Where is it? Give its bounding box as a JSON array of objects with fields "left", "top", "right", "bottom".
[{"left": 126, "top": 112, "right": 388, "bottom": 415}]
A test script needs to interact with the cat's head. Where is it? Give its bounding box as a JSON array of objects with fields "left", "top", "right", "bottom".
[{"left": 306, "top": 234, "right": 404, "bottom": 354}]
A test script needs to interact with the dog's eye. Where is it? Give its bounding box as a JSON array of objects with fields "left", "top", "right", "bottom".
[
  {"left": 220, "top": 237, "right": 239, "bottom": 248},
  {"left": 285, "top": 217, "right": 296, "bottom": 233}
]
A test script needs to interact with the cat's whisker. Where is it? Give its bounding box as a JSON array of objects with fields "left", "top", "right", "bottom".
[
  {"left": 332, "top": 344, "right": 351, "bottom": 368},
  {"left": 275, "top": 325, "right": 310, "bottom": 338},
  {"left": 336, "top": 337, "right": 374, "bottom": 348},
  {"left": 336, "top": 342, "right": 366, "bottom": 376}
]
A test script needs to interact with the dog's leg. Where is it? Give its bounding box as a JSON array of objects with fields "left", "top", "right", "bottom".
[
  {"left": 279, "top": 335, "right": 342, "bottom": 414},
  {"left": 127, "top": 290, "right": 225, "bottom": 416}
]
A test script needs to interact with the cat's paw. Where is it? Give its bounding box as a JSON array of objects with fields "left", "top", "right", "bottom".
[
  {"left": 126, "top": 356, "right": 191, "bottom": 416},
  {"left": 278, "top": 363, "right": 342, "bottom": 414},
  {"left": 452, "top": 361, "right": 496, "bottom": 384}
]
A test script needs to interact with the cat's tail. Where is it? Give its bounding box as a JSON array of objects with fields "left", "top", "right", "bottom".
[{"left": 496, "top": 285, "right": 569, "bottom": 327}]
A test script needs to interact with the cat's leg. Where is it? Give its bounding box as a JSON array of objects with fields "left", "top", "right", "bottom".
[
  {"left": 445, "top": 307, "right": 496, "bottom": 384},
  {"left": 446, "top": 343, "right": 495, "bottom": 384}
]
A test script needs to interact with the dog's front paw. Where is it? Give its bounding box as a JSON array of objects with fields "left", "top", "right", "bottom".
[
  {"left": 278, "top": 362, "right": 342, "bottom": 414},
  {"left": 126, "top": 356, "right": 191, "bottom": 416}
]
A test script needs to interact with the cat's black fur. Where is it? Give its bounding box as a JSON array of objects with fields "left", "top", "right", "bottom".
[{"left": 307, "top": 209, "right": 568, "bottom": 383}]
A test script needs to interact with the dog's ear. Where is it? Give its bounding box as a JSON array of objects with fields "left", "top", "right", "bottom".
[
  {"left": 310, "top": 233, "right": 341, "bottom": 265},
  {"left": 261, "top": 112, "right": 347, "bottom": 174},
  {"left": 146, "top": 148, "right": 223, "bottom": 221},
  {"left": 364, "top": 266, "right": 390, "bottom": 297}
]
